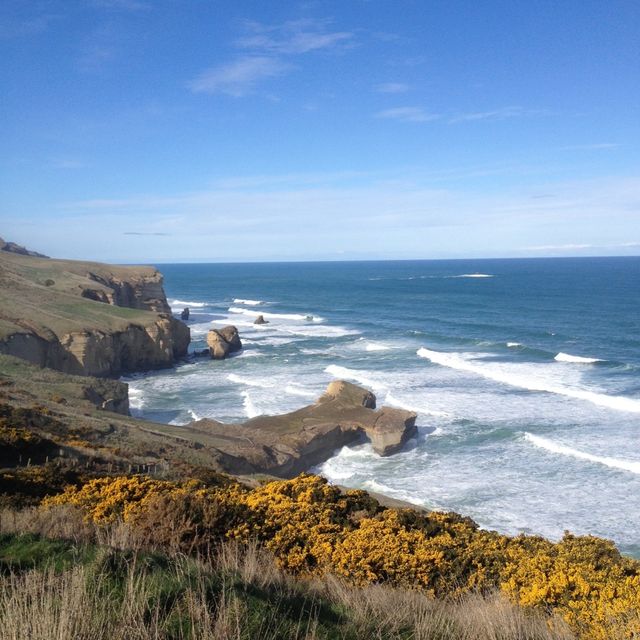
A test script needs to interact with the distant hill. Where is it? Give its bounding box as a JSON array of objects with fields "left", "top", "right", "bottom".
[{"left": 0, "top": 236, "right": 48, "bottom": 258}]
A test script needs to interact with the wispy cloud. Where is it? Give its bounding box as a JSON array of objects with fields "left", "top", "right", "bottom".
[
  {"left": 11, "top": 174, "right": 637, "bottom": 261},
  {"left": 375, "top": 82, "right": 409, "bottom": 94},
  {"left": 237, "top": 19, "right": 354, "bottom": 54},
  {"left": 189, "top": 18, "right": 354, "bottom": 97},
  {"left": 450, "top": 106, "right": 546, "bottom": 123},
  {"left": 188, "top": 56, "right": 291, "bottom": 96},
  {"left": 123, "top": 231, "right": 170, "bottom": 236},
  {"left": 375, "top": 107, "right": 439, "bottom": 123},
  {"left": 524, "top": 242, "right": 640, "bottom": 252},
  {"left": 559, "top": 143, "right": 621, "bottom": 151}
]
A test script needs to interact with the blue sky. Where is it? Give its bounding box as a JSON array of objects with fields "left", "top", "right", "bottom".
[{"left": 1, "top": 0, "right": 639, "bottom": 262}]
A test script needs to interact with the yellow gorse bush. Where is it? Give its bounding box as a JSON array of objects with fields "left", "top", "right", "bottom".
[{"left": 44, "top": 473, "right": 640, "bottom": 639}]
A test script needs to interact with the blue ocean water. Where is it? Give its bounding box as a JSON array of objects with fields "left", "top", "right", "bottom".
[{"left": 124, "top": 258, "right": 640, "bottom": 555}]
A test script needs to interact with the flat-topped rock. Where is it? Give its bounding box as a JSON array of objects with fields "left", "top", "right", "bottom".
[{"left": 189, "top": 380, "right": 417, "bottom": 476}]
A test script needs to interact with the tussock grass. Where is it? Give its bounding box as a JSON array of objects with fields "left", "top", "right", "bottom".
[{"left": 0, "top": 514, "right": 573, "bottom": 640}]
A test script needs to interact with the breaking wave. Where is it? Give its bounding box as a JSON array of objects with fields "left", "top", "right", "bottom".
[
  {"left": 228, "top": 307, "right": 324, "bottom": 322},
  {"left": 449, "top": 273, "right": 494, "bottom": 279},
  {"left": 285, "top": 385, "right": 317, "bottom": 398},
  {"left": 170, "top": 299, "right": 208, "bottom": 308},
  {"left": 417, "top": 347, "right": 640, "bottom": 413},
  {"left": 233, "top": 298, "right": 262, "bottom": 305},
  {"left": 524, "top": 433, "right": 640, "bottom": 475},
  {"left": 227, "top": 373, "right": 274, "bottom": 389},
  {"left": 324, "top": 364, "right": 385, "bottom": 392},
  {"left": 242, "top": 391, "right": 260, "bottom": 418},
  {"left": 554, "top": 352, "right": 603, "bottom": 364}
]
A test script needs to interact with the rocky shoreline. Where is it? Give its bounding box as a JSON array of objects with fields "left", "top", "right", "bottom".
[{"left": 0, "top": 243, "right": 418, "bottom": 477}]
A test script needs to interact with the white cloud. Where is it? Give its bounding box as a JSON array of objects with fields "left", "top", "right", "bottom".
[
  {"left": 237, "top": 19, "right": 354, "bottom": 54},
  {"left": 375, "top": 82, "right": 409, "bottom": 94},
  {"left": 10, "top": 173, "right": 637, "bottom": 261},
  {"left": 188, "top": 56, "right": 291, "bottom": 96},
  {"left": 189, "top": 18, "right": 354, "bottom": 97},
  {"left": 375, "top": 107, "right": 439, "bottom": 123},
  {"left": 450, "top": 106, "right": 545, "bottom": 123}
]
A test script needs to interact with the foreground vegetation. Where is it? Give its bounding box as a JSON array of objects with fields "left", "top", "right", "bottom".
[
  {"left": 0, "top": 474, "right": 637, "bottom": 639},
  {"left": 0, "top": 525, "right": 572, "bottom": 640}
]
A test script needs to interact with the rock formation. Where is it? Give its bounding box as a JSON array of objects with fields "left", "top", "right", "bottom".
[
  {"left": 0, "top": 236, "right": 48, "bottom": 258},
  {"left": 188, "top": 381, "right": 417, "bottom": 476},
  {"left": 207, "top": 326, "right": 242, "bottom": 359},
  {"left": 254, "top": 314, "right": 268, "bottom": 325},
  {"left": 181, "top": 308, "right": 190, "bottom": 321},
  {"left": 0, "top": 248, "right": 190, "bottom": 377}
]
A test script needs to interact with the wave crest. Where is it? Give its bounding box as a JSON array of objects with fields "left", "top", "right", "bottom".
[
  {"left": 417, "top": 347, "right": 640, "bottom": 413},
  {"left": 524, "top": 433, "right": 640, "bottom": 475},
  {"left": 554, "top": 352, "right": 602, "bottom": 364}
]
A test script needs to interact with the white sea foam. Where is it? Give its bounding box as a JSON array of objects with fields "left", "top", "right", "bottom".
[
  {"left": 170, "top": 299, "right": 208, "bottom": 308},
  {"left": 554, "top": 352, "right": 602, "bottom": 364},
  {"left": 507, "top": 342, "right": 522, "bottom": 348},
  {"left": 128, "top": 386, "right": 145, "bottom": 411},
  {"left": 285, "top": 385, "right": 317, "bottom": 398},
  {"left": 324, "top": 364, "right": 385, "bottom": 392},
  {"left": 383, "top": 392, "right": 451, "bottom": 418},
  {"left": 524, "top": 433, "right": 640, "bottom": 475},
  {"left": 227, "top": 373, "right": 274, "bottom": 389},
  {"left": 228, "top": 307, "right": 324, "bottom": 322},
  {"left": 233, "top": 298, "right": 262, "bottom": 305},
  {"left": 417, "top": 347, "right": 640, "bottom": 413},
  {"left": 286, "top": 325, "right": 359, "bottom": 338},
  {"left": 188, "top": 409, "right": 200, "bottom": 421},
  {"left": 365, "top": 341, "right": 391, "bottom": 352},
  {"left": 449, "top": 273, "right": 493, "bottom": 278},
  {"left": 242, "top": 391, "right": 260, "bottom": 418}
]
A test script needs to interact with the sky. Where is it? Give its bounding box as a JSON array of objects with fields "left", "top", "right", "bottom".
[{"left": 1, "top": 0, "right": 639, "bottom": 263}]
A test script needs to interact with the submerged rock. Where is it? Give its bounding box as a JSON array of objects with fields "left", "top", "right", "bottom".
[{"left": 207, "top": 326, "right": 242, "bottom": 359}]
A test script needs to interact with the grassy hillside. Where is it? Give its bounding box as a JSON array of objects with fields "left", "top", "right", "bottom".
[
  {"left": 0, "top": 518, "right": 572, "bottom": 640},
  {"left": 0, "top": 250, "right": 162, "bottom": 341}
]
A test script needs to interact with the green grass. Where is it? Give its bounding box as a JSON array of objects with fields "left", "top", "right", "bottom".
[{"left": 0, "top": 533, "right": 95, "bottom": 573}]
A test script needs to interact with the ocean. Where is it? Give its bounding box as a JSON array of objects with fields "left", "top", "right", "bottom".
[{"left": 123, "top": 258, "right": 640, "bottom": 556}]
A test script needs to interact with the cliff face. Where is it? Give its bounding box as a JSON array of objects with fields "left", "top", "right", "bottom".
[
  {"left": 0, "top": 248, "right": 189, "bottom": 377},
  {"left": 82, "top": 270, "right": 171, "bottom": 313}
]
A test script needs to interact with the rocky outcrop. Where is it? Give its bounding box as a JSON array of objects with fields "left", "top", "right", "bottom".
[
  {"left": 82, "top": 379, "right": 130, "bottom": 415},
  {"left": 181, "top": 308, "right": 190, "bottom": 321},
  {"left": 0, "top": 237, "right": 48, "bottom": 258},
  {"left": 254, "top": 315, "right": 268, "bottom": 325},
  {"left": 207, "top": 326, "right": 242, "bottom": 359},
  {"left": 81, "top": 270, "right": 171, "bottom": 313},
  {"left": 188, "top": 381, "right": 417, "bottom": 477},
  {"left": 0, "top": 248, "right": 190, "bottom": 377}
]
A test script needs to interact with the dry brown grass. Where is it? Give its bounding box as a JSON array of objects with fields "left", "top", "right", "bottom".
[{"left": 0, "top": 507, "right": 575, "bottom": 639}]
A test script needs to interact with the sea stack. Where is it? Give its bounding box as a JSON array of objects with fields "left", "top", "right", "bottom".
[
  {"left": 254, "top": 314, "right": 268, "bottom": 325},
  {"left": 181, "top": 307, "right": 190, "bottom": 320},
  {"left": 207, "top": 326, "right": 242, "bottom": 359}
]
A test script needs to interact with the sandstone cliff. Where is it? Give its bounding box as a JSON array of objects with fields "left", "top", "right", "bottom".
[{"left": 0, "top": 247, "right": 189, "bottom": 377}]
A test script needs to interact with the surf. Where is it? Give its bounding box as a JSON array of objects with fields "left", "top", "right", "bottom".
[
  {"left": 417, "top": 347, "right": 640, "bottom": 413},
  {"left": 524, "top": 433, "right": 640, "bottom": 475}
]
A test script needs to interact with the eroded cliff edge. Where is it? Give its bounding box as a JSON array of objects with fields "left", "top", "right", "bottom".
[{"left": 0, "top": 248, "right": 189, "bottom": 377}]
